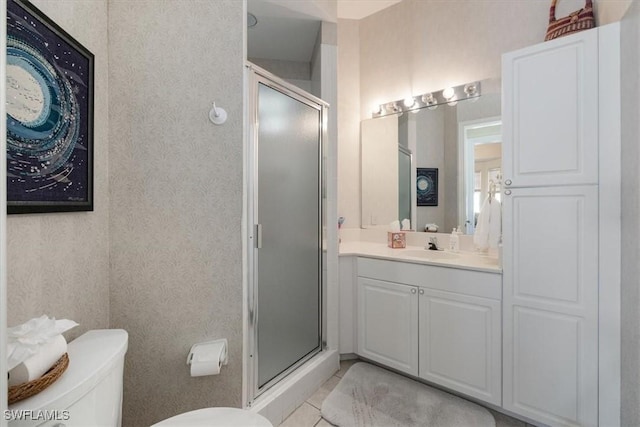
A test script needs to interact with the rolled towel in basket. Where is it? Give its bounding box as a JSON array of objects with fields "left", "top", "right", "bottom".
[{"left": 8, "top": 334, "right": 67, "bottom": 386}]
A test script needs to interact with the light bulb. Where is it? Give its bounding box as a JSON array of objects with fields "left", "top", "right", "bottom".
[
  {"left": 422, "top": 93, "right": 437, "bottom": 110},
  {"left": 372, "top": 104, "right": 383, "bottom": 115},
  {"left": 464, "top": 82, "right": 478, "bottom": 97},
  {"left": 403, "top": 97, "right": 415, "bottom": 108},
  {"left": 442, "top": 87, "right": 455, "bottom": 100},
  {"left": 422, "top": 93, "right": 435, "bottom": 105}
]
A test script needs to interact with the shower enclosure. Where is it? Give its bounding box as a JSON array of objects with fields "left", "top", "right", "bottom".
[{"left": 246, "top": 63, "right": 327, "bottom": 404}]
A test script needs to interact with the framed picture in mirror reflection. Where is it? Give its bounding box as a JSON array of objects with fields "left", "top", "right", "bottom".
[{"left": 417, "top": 168, "right": 438, "bottom": 206}]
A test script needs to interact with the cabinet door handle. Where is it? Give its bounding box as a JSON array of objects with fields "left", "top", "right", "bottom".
[
  {"left": 419, "top": 289, "right": 424, "bottom": 295},
  {"left": 504, "top": 189, "right": 512, "bottom": 196},
  {"left": 505, "top": 179, "right": 512, "bottom": 186},
  {"left": 411, "top": 288, "right": 417, "bottom": 294}
]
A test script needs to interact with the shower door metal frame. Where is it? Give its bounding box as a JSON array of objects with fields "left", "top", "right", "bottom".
[{"left": 245, "top": 62, "right": 328, "bottom": 405}]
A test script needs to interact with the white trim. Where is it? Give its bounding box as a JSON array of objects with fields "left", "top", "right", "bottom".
[
  {"left": 320, "top": 43, "right": 339, "bottom": 352},
  {"left": 244, "top": 61, "right": 334, "bottom": 405},
  {"left": 1, "top": 0, "right": 8, "bottom": 422},
  {"left": 598, "top": 22, "right": 622, "bottom": 427},
  {"left": 457, "top": 117, "right": 501, "bottom": 234},
  {"left": 249, "top": 350, "right": 338, "bottom": 426},
  {"left": 241, "top": 0, "right": 249, "bottom": 409}
]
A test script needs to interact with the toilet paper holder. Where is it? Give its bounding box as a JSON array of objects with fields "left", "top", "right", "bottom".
[{"left": 186, "top": 338, "right": 228, "bottom": 375}]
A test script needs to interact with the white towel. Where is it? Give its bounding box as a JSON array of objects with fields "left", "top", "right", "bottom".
[
  {"left": 488, "top": 198, "right": 502, "bottom": 248},
  {"left": 8, "top": 334, "right": 67, "bottom": 386},
  {"left": 474, "top": 196, "right": 502, "bottom": 250}
]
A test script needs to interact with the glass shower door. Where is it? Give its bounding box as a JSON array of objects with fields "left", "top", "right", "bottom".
[{"left": 254, "top": 79, "right": 323, "bottom": 391}]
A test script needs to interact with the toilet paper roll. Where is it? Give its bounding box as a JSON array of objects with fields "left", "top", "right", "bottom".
[
  {"left": 9, "top": 334, "right": 67, "bottom": 386},
  {"left": 188, "top": 339, "right": 227, "bottom": 377}
]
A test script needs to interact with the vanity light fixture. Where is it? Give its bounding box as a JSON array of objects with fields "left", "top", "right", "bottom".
[
  {"left": 442, "top": 87, "right": 455, "bottom": 100},
  {"left": 464, "top": 82, "right": 478, "bottom": 97},
  {"left": 388, "top": 102, "right": 401, "bottom": 114},
  {"left": 372, "top": 81, "right": 481, "bottom": 118},
  {"left": 442, "top": 86, "right": 458, "bottom": 106},
  {"left": 403, "top": 97, "right": 416, "bottom": 108},
  {"left": 422, "top": 93, "right": 438, "bottom": 110}
]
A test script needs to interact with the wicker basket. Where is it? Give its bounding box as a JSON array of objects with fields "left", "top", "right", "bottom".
[{"left": 8, "top": 353, "right": 69, "bottom": 405}]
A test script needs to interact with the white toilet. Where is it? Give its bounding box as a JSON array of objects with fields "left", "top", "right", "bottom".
[
  {"left": 8, "top": 328, "right": 271, "bottom": 427},
  {"left": 8, "top": 329, "right": 129, "bottom": 426},
  {"left": 152, "top": 407, "right": 272, "bottom": 427}
]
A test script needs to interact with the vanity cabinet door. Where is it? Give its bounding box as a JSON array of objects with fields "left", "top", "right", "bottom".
[
  {"left": 502, "top": 185, "right": 598, "bottom": 427},
  {"left": 418, "top": 288, "right": 501, "bottom": 405},
  {"left": 356, "top": 277, "right": 418, "bottom": 376},
  {"left": 502, "top": 29, "right": 598, "bottom": 188}
]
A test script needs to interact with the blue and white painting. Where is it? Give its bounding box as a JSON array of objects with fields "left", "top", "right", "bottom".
[{"left": 6, "top": 0, "right": 93, "bottom": 213}]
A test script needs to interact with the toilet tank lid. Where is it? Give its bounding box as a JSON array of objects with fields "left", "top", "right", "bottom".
[{"left": 9, "top": 329, "right": 128, "bottom": 412}]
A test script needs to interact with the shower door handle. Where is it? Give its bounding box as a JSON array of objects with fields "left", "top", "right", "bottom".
[{"left": 255, "top": 224, "right": 263, "bottom": 249}]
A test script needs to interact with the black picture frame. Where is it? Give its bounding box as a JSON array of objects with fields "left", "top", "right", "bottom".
[
  {"left": 6, "top": 0, "right": 94, "bottom": 214},
  {"left": 417, "top": 168, "right": 438, "bottom": 206}
]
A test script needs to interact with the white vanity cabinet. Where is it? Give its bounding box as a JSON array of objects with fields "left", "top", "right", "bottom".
[
  {"left": 418, "top": 288, "right": 501, "bottom": 405},
  {"left": 502, "top": 29, "right": 598, "bottom": 188},
  {"left": 502, "top": 24, "right": 621, "bottom": 427},
  {"left": 355, "top": 257, "right": 502, "bottom": 405},
  {"left": 357, "top": 277, "right": 419, "bottom": 375},
  {"left": 502, "top": 186, "right": 599, "bottom": 426}
]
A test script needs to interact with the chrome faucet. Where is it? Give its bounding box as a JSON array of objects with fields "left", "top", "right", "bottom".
[{"left": 426, "top": 236, "right": 440, "bottom": 251}]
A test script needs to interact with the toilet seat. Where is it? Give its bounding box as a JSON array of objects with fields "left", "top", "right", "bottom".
[{"left": 152, "top": 407, "right": 273, "bottom": 427}]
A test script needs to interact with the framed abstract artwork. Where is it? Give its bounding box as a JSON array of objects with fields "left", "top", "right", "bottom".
[
  {"left": 6, "top": 0, "right": 94, "bottom": 214},
  {"left": 417, "top": 168, "right": 438, "bottom": 206}
]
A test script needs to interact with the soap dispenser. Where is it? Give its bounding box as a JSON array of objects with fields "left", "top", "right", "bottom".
[{"left": 449, "top": 228, "right": 460, "bottom": 253}]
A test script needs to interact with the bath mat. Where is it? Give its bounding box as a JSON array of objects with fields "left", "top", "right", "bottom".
[{"left": 321, "top": 362, "right": 495, "bottom": 427}]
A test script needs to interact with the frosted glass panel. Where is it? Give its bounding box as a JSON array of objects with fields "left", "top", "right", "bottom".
[{"left": 257, "top": 83, "right": 321, "bottom": 388}]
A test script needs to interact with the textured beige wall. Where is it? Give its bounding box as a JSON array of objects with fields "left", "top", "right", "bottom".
[
  {"left": 7, "top": 0, "right": 110, "bottom": 340},
  {"left": 108, "top": 1, "right": 244, "bottom": 425},
  {"left": 621, "top": 1, "right": 640, "bottom": 424}
]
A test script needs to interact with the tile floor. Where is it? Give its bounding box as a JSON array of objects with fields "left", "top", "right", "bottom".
[{"left": 278, "top": 359, "right": 536, "bottom": 427}]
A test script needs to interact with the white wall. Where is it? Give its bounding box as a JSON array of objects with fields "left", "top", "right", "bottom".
[
  {"left": 338, "top": 0, "right": 632, "bottom": 228},
  {"left": 7, "top": 0, "right": 110, "bottom": 340},
  {"left": 358, "top": 0, "right": 630, "bottom": 120},
  {"left": 108, "top": 1, "right": 244, "bottom": 425},
  {"left": 337, "top": 19, "right": 360, "bottom": 229},
  {"left": 620, "top": 0, "right": 640, "bottom": 424}
]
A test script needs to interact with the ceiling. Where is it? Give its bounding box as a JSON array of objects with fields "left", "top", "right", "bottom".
[
  {"left": 248, "top": 0, "right": 401, "bottom": 62},
  {"left": 337, "top": 0, "right": 403, "bottom": 20},
  {"left": 247, "top": 0, "right": 322, "bottom": 62}
]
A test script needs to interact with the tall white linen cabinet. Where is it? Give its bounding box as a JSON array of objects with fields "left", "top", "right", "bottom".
[{"left": 502, "top": 23, "right": 621, "bottom": 427}]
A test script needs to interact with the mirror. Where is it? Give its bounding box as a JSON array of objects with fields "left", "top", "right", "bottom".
[{"left": 360, "top": 85, "right": 501, "bottom": 234}]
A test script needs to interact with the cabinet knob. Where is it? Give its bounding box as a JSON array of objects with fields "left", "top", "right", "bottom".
[
  {"left": 419, "top": 289, "right": 424, "bottom": 295},
  {"left": 505, "top": 179, "right": 512, "bottom": 186},
  {"left": 411, "top": 288, "right": 417, "bottom": 294},
  {"left": 504, "top": 189, "right": 512, "bottom": 196}
]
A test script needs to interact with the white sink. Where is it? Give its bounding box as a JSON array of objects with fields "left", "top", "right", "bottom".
[{"left": 402, "top": 250, "right": 461, "bottom": 260}]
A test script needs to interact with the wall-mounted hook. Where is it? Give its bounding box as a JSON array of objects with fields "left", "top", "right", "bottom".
[{"left": 209, "top": 102, "right": 227, "bottom": 125}]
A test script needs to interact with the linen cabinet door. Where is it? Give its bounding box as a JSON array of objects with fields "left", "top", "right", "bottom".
[
  {"left": 356, "top": 277, "right": 418, "bottom": 376},
  {"left": 502, "top": 29, "right": 598, "bottom": 188},
  {"left": 418, "top": 288, "right": 501, "bottom": 405},
  {"left": 502, "top": 185, "right": 598, "bottom": 427}
]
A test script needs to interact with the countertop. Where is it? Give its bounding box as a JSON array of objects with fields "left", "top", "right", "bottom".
[{"left": 339, "top": 241, "right": 502, "bottom": 274}]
